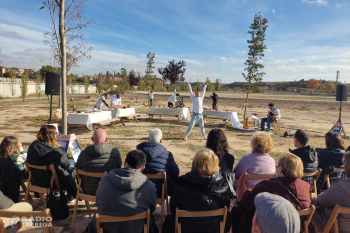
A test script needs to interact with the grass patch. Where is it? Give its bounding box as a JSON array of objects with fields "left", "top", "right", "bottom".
[
  {"left": 269, "top": 152, "right": 283, "bottom": 160},
  {"left": 186, "top": 143, "right": 202, "bottom": 152},
  {"left": 109, "top": 140, "right": 132, "bottom": 161}
]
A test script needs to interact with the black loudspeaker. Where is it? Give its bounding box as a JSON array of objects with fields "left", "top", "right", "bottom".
[
  {"left": 336, "top": 85, "right": 348, "bottom": 102},
  {"left": 45, "top": 72, "right": 60, "bottom": 95}
]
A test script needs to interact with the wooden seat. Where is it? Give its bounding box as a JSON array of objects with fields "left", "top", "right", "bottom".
[
  {"left": 24, "top": 163, "right": 61, "bottom": 207},
  {"left": 144, "top": 173, "right": 169, "bottom": 227},
  {"left": 322, "top": 204, "right": 350, "bottom": 233},
  {"left": 175, "top": 206, "right": 228, "bottom": 233},
  {"left": 0, "top": 209, "right": 59, "bottom": 233},
  {"left": 95, "top": 209, "right": 150, "bottom": 233},
  {"left": 92, "top": 118, "right": 124, "bottom": 130},
  {"left": 271, "top": 119, "right": 281, "bottom": 133},
  {"left": 19, "top": 179, "right": 36, "bottom": 208},
  {"left": 324, "top": 168, "right": 344, "bottom": 188},
  {"left": 120, "top": 114, "right": 141, "bottom": 123},
  {"left": 298, "top": 205, "right": 316, "bottom": 233},
  {"left": 148, "top": 114, "right": 180, "bottom": 122},
  {"left": 303, "top": 169, "right": 322, "bottom": 198},
  {"left": 237, "top": 172, "right": 276, "bottom": 201},
  {"left": 71, "top": 169, "right": 107, "bottom": 232}
]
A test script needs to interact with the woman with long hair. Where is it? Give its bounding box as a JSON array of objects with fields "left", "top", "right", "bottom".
[
  {"left": 27, "top": 125, "right": 77, "bottom": 201},
  {"left": 206, "top": 128, "right": 235, "bottom": 172},
  {"left": 0, "top": 136, "right": 23, "bottom": 202}
]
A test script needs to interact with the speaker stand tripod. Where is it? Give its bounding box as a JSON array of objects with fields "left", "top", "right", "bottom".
[
  {"left": 330, "top": 101, "right": 347, "bottom": 138},
  {"left": 48, "top": 94, "right": 53, "bottom": 124}
]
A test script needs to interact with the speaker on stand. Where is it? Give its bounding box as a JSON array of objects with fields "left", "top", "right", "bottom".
[
  {"left": 330, "top": 85, "right": 348, "bottom": 138},
  {"left": 45, "top": 72, "right": 60, "bottom": 124}
]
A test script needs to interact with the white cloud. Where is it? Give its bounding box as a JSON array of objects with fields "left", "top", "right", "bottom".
[
  {"left": 0, "top": 23, "right": 45, "bottom": 41},
  {"left": 236, "top": 50, "right": 247, "bottom": 54},
  {"left": 301, "top": 0, "right": 328, "bottom": 6},
  {"left": 334, "top": 4, "right": 341, "bottom": 9},
  {"left": 219, "top": 56, "right": 245, "bottom": 64},
  {"left": 272, "top": 9, "right": 285, "bottom": 19},
  {"left": 266, "top": 49, "right": 272, "bottom": 52}
]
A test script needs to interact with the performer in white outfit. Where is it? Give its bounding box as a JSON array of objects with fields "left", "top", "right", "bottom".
[
  {"left": 110, "top": 93, "right": 122, "bottom": 107},
  {"left": 184, "top": 82, "right": 208, "bottom": 141},
  {"left": 167, "top": 93, "right": 179, "bottom": 108},
  {"left": 149, "top": 91, "right": 154, "bottom": 106}
]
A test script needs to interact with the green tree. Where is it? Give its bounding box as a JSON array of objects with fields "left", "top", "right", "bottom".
[
  {"left": 20, "top": 71, "right": 29, "bottom": 102},
  {"left": 9, "top": 70, "right": 17, "bottom": 97},
  {"left": 242, "top": 12, "right": 268, "bottom": 120},
  {"left": 35, "top": 73, "right": 42, "bottom": 99},
  {"left": 84, "top": 75, "right": 90, "bottom": 93},
  {"left": 96, "top": 73, "right": 104, "bottom": 94},
  {"left": 206, "top": 77, "right": 213, "bottom": 91},
  {"left": 138, "top": 78, "right": 146, "bottom": 91},
  {"left": 145, "top": 52, "right": 155, "bottom": 79},
  {"left": 214, "top": 78, "right": 221, "bottom": 91}
]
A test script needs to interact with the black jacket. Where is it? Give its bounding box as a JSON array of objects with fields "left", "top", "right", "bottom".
[
  {"left": 75, "top": 143, "right": 122, "bottom": 195},
  {"left": 211, "top": 94, "right": 218, "bottom": 103},
  {"left": 0, "top": 158, "right": 22, "bottom": 203},
  {"left": 27, "top": 141, "right": 76, "bottom": 195},
  {"left": 137, "top": 142, "right": 179, "bottom": 197},
  {"left": 289, "top": 146, "right": 318, "bottom": 172},
  {"left": 165, "top": 171, "right": 234, "bottom": 233},
  {"left": 219, "top": 152, "right": 235, "bottom": 172},
  {"left": 316, "top": 148, "right": 345, "bottom": 169}
]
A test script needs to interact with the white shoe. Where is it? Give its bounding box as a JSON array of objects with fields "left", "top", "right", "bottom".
[
  {"left": 202, "top": 135, "right": 207, "bottom": 140},
  {"left": 184, "top": 135, "right": 187, "bottom": 141}
]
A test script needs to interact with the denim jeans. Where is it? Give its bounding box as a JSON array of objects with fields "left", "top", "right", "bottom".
[
  {"left": 150, "top": 99, "right": 154, "bottom": 106},
  {"left": 93, "top": 106, "right": 101, "bottom": 110},
  {"left": 185, "top": 113, "right": 205, "bottom": 136},
  {"left": 260, "top": 117, "right": 277, "bottom": 130}
]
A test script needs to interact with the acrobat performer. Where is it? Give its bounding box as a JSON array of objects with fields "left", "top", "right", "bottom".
[{"left": 184, "top": 82, "right": 208, "bottom": 141}]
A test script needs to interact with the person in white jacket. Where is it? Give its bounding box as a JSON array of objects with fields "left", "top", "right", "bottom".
[
  {"left": 184, "top": 82, "right": 208, "bottom": 141},
  {"left": 110, "top": 93, "right": 122, "bottom": 107}
]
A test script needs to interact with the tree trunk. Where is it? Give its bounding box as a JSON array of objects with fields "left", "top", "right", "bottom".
[
  {"left": 243, "top": 90, "right": 249, "bottom": 122},
  {"left": 59, "top": 0, "right": 67, "bottom": 134}
]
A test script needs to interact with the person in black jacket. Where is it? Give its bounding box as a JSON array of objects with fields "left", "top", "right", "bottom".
[
  {"left": 0, "top": 136, "right": 23, "bottom": 203},
  {"left": 206, "top": 128, "right": 235, "bottom": 172},
  {"left": 162, "top": 148, "right": 234, "bottom": 233},
  {"left": 289, "top": 130, "right": 318, "bottom": 172},
  {"left": 27, "top": 125, "right": 77, "bottom": 201},
  {"left": 75, "top": 128, "right": 122, "bottom": 195},
  {"left": 210, "top": 92, "right": 218, "bottom": 110},
  {"left": 137, "top": 128, "right": 179, "bottom": 197}
]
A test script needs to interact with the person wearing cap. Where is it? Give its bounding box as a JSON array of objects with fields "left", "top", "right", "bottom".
[
  {"left": 110, "top": 93, "right": 122, "bottom": 107},
  {"left": 210, "top": 92, "right": 218, "bottom": 110},
  {"left": 184, "top": 82, "right": 208, "bottom": 140},
  {"left": 260, "top": 103, "right": 281, "bottom": 131},
  {"left": 252, "top": 192, "right": 300, "bottom": 233},
  {"left": 167, "top": 93, "right": 180, "bottom": 108},
  {"left": 85, "top": 150, "right": 159, "bottom": 233}
]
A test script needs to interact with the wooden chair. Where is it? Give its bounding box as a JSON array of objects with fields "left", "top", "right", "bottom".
[
  {"left": 0, "top": 208, "right": 60, "bottom": 233},
  {"left": 271, "top": 119, "right": 281, "bottom": 133},
  {"left": 71, "top": 169, "right": 107, "bottom": 232},
  {"left": 95, "top": 209, "right": 150, "bottom": 233},
  {"left": 144, "top": 173, "right": 169, "bottom": 227},
  {"left": 324, "top": 168, "right": 344, "bottom": 188},
  {"left": 237, "top": 172, "right": 276, "bottom": 201},
  {"left": 303, "top": 169, "right": 322, "bottom": 198},
  {"left": 175, "top": 206, "right": 228, "bottom": 233},
  {"left": 24, "top": 162, "right": 61, "bottom": 207},
  {"left": 298, "top": 205, "right": 316, "bottom": 233},
  {"left": 322, "top": 204, "right": 350, "bottom": 233},
  {"left": 19, "top": 179, "right": 36, "bottom": 208}
]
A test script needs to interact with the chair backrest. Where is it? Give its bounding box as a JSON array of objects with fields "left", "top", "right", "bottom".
[
  {"left": 144, "top": 172, "right": 168, "bottom": 199},
  {"left": 298, "top": 205, "right": 316, "bottom": 230},
  {"left": 324, "top": 168, "right": 344, "bottom": 188},
  {"left": 175, "top": 206, "right": 227, "bottom": 233},
  {"left": 54, "top": 112, "right": 62, "bottom": 121},
  {"left": 303, "top": 169, "right": 322, "bottom": 198},
  {"left": 95, "top": 209, "right": 150, "bottom": 233},
  {"left": 322, "top": 204, "right": 350, "bottom": 233},
  {"left": 75, "top": 168, "right": 107, "bottom": 198},
  {"left": 0, "top": 209, "right": 53, "bottom": 233},
  {"left": 238, "top": 172, "right": 276, "bottom": 201},
  {"left": 25, "top": 162, "right": 61, "bottom": 192}
]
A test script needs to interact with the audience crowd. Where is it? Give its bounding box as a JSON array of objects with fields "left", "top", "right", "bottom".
[{"left": 0, "top": 125, "right": 349, "bottom": 233}]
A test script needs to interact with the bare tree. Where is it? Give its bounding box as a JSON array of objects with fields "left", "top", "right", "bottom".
[
  {"left": 158, "top": 60, "right": 186, "bottom": 93},
  {"left": 20, "top": 71, "right": 29, "bottom": 102},
  {"left": 35, "top": 73, "right": 42, "bottom": 99},
  {"left": 9, "top": 70, "right": 17, "bottom": 97}
]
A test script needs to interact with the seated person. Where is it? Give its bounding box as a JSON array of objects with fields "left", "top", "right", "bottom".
[
  {"left": 233, "top": 153, "right": 311, "bottom": 233},
  {"left": 137, "top": 128, "right": 179, "bottom": 197},
  {"left": 167, "top": 93, "right": 179, "bottom": 108},
  {"left": 0, "top": 190, "right": 33, "bottom": 232},
  {"left": 162, "top": 148, "right": 235, "bottom": 233},
  {"left": 110, "top": 93, "right": 122, "bottom": 107},
  {"left": 289, "top": 130, "right": 318, "bottom": 184},
  {"left": 27, "top": 125, "right": 77, "bottom": 201},
  {"left": 311, "top": 152, "right": 350, "bottom": 233},
  {"left": 252, "top": 192, "right": 300, "bottom": 233},
  {"left": 75, "top": 128, "right": 122, "bottom": 195},
  {"left": 94, "top": 93, "right": 109, "bottom": 110},
  {"left": 206, "top": 128, "right": 235, "bottom": 172},
  {"left": 0, "top": 136, "right": 23, "bottom": 203},
  {"left": 260, "top": 103, "right": 281, "bottom": 131},
  {"left": 85, "top": 150, "right": 158, "bottom": 233},
  {"left": 233, "top": 132, "right": 276, "bottom": 200}
]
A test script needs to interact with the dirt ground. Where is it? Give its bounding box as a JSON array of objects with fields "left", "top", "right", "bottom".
[{"left": 1, "top": 90, "right": 350, "bottom": 232}]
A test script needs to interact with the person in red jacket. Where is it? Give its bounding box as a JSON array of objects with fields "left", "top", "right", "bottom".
[{"left": 232, "top": 152, "right": 311, "bottom": 233}]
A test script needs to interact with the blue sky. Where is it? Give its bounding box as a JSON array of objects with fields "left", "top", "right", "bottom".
[{"left": 0, "top": 0, "right": 349, "bottom": 83}]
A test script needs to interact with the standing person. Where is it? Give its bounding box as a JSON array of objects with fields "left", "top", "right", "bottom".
[
  {"left": 184, "top": 82, "right": 207, "bottom": 140},
  {"left": 260, "top": 103, "right": 281, "bottom": 131},
  {"left": 110, "top": 93, "right": 121, "bottom": 107},
  {"left": 94, "top": 93, "right": 109, "bottom": 110},
  {"left": 210, "top": 92, "right": 218, "bottom": 110},
  {"left": 167, "top": 93, "right": 179, "bottom": 108},
  {"left": 149, "top": 91, "right": 154, "bottom": 106}
]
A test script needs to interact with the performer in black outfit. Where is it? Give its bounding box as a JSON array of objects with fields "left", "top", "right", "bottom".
[{"left": 210, "top": 92, "right": 218, "bottom": 110}]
